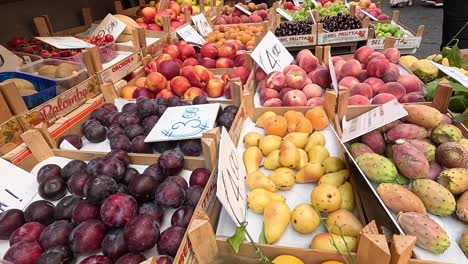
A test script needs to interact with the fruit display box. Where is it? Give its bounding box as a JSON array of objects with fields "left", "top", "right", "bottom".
[
  {"left": 334, "top": 94, "right": 468, "bottom": 263},
  {"left": 2, "top": 126, "right": 219, "bottom": 263},
  {"left": 13, "top": 52, "right": 43, "bottom": 66},
  {"left": 94, "top": 49, "right": 145, "bottom": 84},
  {"left": 0, "top": 116, "right": 24, "bottom": 156},
  {"left": 272, "top": 15, "right": 318, "bottom": 49},
  {"left": 208, "top": 2, "right": 276, "bottom": 27},
  {"left": 366, "top": 11, "right": 424, "bottom": 54}
]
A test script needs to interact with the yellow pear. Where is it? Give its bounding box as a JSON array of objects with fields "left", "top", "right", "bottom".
[
  {"left": 295, "top": 163, "right": 325, "bottom": 183},
  {"left": 256, "top": 111, "right": 276, "bottom": 128},
  {"left": 338, "top": 182, "right": 355, "bottom": 211},
  {"left": 264, "top": 201, "right": 290, "bottom": 244},
  {"left": 318, "top": 169, "right": 350, "bottom": 187},
  {"left": 279, "top": 140, "right": 301, "bottom": 168},
  {"left": 247, "top": 188, "right": 285, "bottom": 214},
  {"left": 269, "top": 168, "right": 295, "bottom": 190},
  {"left": 273, "top": 255, "right": 304, "bottom": 264},
  {"left": 246, "top": 171, "right": 277, "bottom": 192},
  {"left": 291, "top": 203, "right": 320, "bottom": 234},
  {"left": 310, "top": 184, "right": 342, "bottom": 212},
  {"left": 283, "top": 132, "right": 309, "bottom": 149},
  {"left": 243, "top": 146, "right": 262, "bottom": 174},
  {"left": 243, "top": 132, "right": 263, "bottom": 148},
  {"left": 326, "top": 209, "right": 363, "bottom": 237},
  {"left": 259, "top": 135, "right": 282, "bottom": 156},
  {"left": 311, "top": 233, "right": 357, "bottom": 252},
  {"left": 296, "top": 149, "right": 308, "bottom": 169},
  {"left": 304, "top": 132, "right": 326, "bottom": 151},
  {"left": 263, "top": 150, "right": 281, "bottom": 170},
  {"left": 308, "top": 145, "right": 330, "bottom": 164},
  {"left": 322, "top": 157, "right": 345, "bottom": 173}
]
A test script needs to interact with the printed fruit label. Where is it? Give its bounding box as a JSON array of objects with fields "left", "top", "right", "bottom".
[
  {"left": 99, "top": 51, "right": 143, "bottom": 83},
  {"left": 0, "top": 117, "right": 23, "bottom": 155},
  {"left": 279, "top": 35, "right": 316, "bottom": 47},
  {"left": 367, "top": 37, "right": 422, "bottom": 49},
  {"left": 318, "top": 28, "right": 369, "bottom": 44}
]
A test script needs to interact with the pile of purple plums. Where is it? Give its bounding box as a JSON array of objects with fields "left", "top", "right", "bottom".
[{"left": 0, "top": 149, "right": 211, "bottom": 264}]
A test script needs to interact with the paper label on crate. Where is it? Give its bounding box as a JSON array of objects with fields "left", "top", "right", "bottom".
[
  {"left": 35, "top": 37, "right": 95, "bottom": 49},
  {"left": 144, "top": 103, "right": 220, "bottom": 142},
  {"left": 251, "top": 31, "right": 294, "bottom": 74},
  {"left": 176, "top": 24, "right": 206, "bottom": 46},
  {"left": 217, "top": 127, "right": 247, "bottom": 225},
  {"left": 358, "top": 9, "right": 378, "bottom": 21},
  {"left": 60, "top": 140, "right": 78, "bottom": 150},
  {"left": 278, "top": 35, "right": 316, "bottom": 47},
  {"left": 192, "top": 13, "right": 213, "bottom": 36},
  {"left": 317, "top": 28, "right": 368, "bottom": 45},
  {"left": 0, "top": 45, "right": 23, "bottom": 71},
  {"left": 276, "top": 8, "right": 292, "bottom": 21},
  {"left": 0, "top": 158, "right": 37, "bottom": 212},
  {"left": 235, "top": 4, "right": 252, "bottom": 16},
  {"left": 431, "top": 61, "right": 468, "bottom": 88},
  {"left": 90, "top": 13, "right": 127, "bottom": 39},
  {"left": 22, "top": 55, "right": 32, "bottom": 63},
  {"left": 341, "top": 99, "right": 408, "bottom": 142},
  {"left": 328, "top": 50, "right": 338, "bottom": 91},
  {"left": 367, "top": 37, "right": 421, "bottom": 50},
  {"left": 100, "top": 51, "right": 143, "bottom": 83}
]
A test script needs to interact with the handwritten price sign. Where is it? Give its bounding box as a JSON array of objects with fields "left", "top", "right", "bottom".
[
  {"left": 431, "top": 61, "right": 468, "bottom": 88},
  {"left": 251, "top": 31, "right": 294, "bottom": 74},
  {"left": 176, "top": 24, "right": 206, "bottom": 46},
  {"left": 91, "top": 14, "right": 127, "bottom": 39},
  {"left": 192, "top": 13, "right": 212, "bottom": 36},
  {"left": 144, "top": 103, "right": 220, "bottom": 142},
  {"left": 35, "top": 37, "right": 95, "bottom": 49},
  {"left": 0, "top": 158, "right": 37, "bottom": 212},
  {"left": 217, "top": 127, "right": 246, "bottom": 224}
]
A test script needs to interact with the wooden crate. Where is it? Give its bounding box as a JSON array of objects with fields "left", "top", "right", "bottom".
[{"left": 271, "top": 14, "right": 318, "bottom": 51}]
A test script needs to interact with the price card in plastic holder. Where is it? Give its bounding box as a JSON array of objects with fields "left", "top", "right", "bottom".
[
  {"left": 192, "top": 13, "right": 212, "bottom": 36},
  {"left": 176, "top": 24, "right": 206, "bottom": 46},
  {"left": 217, "top": 127, "right": 247, "bottom": 225},
  {"left": 90, "top": 13, "right": 127, "bottom": 39},
  {"left": 0, "top": 158, "right": 37, "bottom": 212},
  {"left": 251, "top": 31, "right": 294, "bottom": 74}
]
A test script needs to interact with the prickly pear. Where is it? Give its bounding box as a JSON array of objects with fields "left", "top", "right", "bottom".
[
  {"left": 377, "top": 183, "right": 426, "bottom": 213},
  {"left": 349, "top": 143, "right": 374, "bottom": 158},
  {"left": 355, "top": 153, "right": 397, "bottom": 183},
  {"left": 361, "top": 130, "right": 385, "bottom": 154},
  {"left": 397, "top": 212, "right": 450, "bottom": 254},
  {"left": 403, "top": 105, "right": 444, "bottom": 129},
  {"left": 393, "top": 174, "right": 410, "bottom": 185},
  {"left": 379, "top": 120, "right": 403, "bottom": 133},
  {"left": 431, "top": 124, "right": 462, "bottom": 144},
  {"left": 435, "top": 142, "right": 468, "bottom": 168},
  {"left": 427, "top": 161, "right": 443, "bottom": 181},
  {"left": 392, "top": 139, "right": 429, "bottom": 179},
  {"left": 411, "top": 179, "right": 456, "bottom": 216},
  {"left": 406, "top": 139, "right": 436, "bottom": 161},
  {"left": 437, "top": 168, "right": 468, "bottom": 195},
  {"left": 457, "top": 191, "right": 468, "bottom": 223},
  {"left": 461, "top": 228, "right": 468, "bottom": 256},
  {"left": 385, "top": 124, "right": 428, "bottom": 143}
]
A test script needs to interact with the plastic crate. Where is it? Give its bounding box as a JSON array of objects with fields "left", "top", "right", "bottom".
[
  {"left": 55, "top": 42, "right": 117, "bottom": 64},
  {"left": 0, "top": 72, "right": 57, "bottom": 109},
  {"left": 17, "top": 59, "right": 87, "bottom": 94},
  {"left": 13, "top": 52, "right": 43, "bottom": 65}
]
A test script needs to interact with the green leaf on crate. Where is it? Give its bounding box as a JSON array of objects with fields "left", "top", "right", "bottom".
[
  {"left": 453, "top": 112, "right": 468, "bottom": 123},
  {"left": 425, "top": 80, "right": 439, "bottom": 101},
  {"left": 450, "top": 81, "right": 468, "bottom": 96},
  {"left": 258, "top": 225, "right": 267, "bottom": 244},
  {"left": 227, "top": 222, "right": 247, "bottom": 254},
  {"left": 449, "top": 95, "right": 468, "bottom": 113},
  {"left": 441, "top": 42, "right": 463, "bottom": 68}
]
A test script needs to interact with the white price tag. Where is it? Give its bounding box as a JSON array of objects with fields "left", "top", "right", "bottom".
[
  {"left": 216, "top": 127, "right": 247, "bottom": 225},
  {"left": 431, "top": 61, "right": 468, "bottom": 88},
  {"left": 341, "top": 99, "right": 408, "bottom": 142},
  {"left": 192, "top": 13, "right": 213, "bottom": 36},
  {"left": 359, "top": 9, "right": 378, "bottom": 21},
  {"left": 90, "top": 13, "right": 127, "bottom": 39},
  {"left": 0, "top": 45, "right": 23, "bottom": 71},
  {"left": 235, "top": 4, "right": 252, "bottom": 16},
  {"left": 344, "top": 0, "right": 350, "bottom": 8},
  {"left": 176, "top": 24, "right": 206, "bottom": 46},
  {"left": 328, "top": 51, "right": 338, "bottom": 91},
  {"left": 311, "top": 0, "right": 318, "bottom": 6},
  {"left": 0, "top": 158, "right": 37, "bottom": 212},
  {"left": 276, "top": 8, "right": 292, "bottom": 21},
  {"left": 59, "top": 139, "right": 78, "bottom": 150},
  {"left": 23, "top": 56, "right": 32, "bottom": 63},
  {"left": 35, "top": 37, "right": 95, "bottom": 49},
  {"left": 144, "top": 103, "right": 220, "bottom": 142},
  {"left": 251, "top": 31, "right": 294, "bottom": 74},
  {"left": 293, "top": 0, "right": 300, "bottom": 6}
]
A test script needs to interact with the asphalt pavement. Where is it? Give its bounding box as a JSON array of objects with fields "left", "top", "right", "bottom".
[{"left": 379, "top": 0, "right": 443, "bottom": 58}]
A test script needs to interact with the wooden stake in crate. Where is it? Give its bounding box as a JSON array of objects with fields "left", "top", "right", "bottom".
[
  {"left": 0, "top": 82, "right": 28, "bottom": 115},
  {"left": 20, "top": 129, "right": 54, "bottom": 163},
  {"left": 431, "top": 79, "right": 453, "bottom": 114}
]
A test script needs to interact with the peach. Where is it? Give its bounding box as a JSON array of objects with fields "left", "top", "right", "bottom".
[
  {"left": 176, "top": 40, "right": 188, "bottom": 47},
  {"left": 181, "top": 2, "right": 192, "bottom": 13},
  {"left": 332, "top": 56, "right": 345, "bottom": 64},
  {"left": 170, "top": 76, "right": 191, "bottom": 97},
  {"left": 121, "top": 85, "right": 137, "bottom": 99},
  {"left": 182, "top": 58, "right": 199, "bottom": 67},
  {"left": 305, "top": 108, "right": 329, "bottom": 131},
  {"left": 260, "top": 88, "right": 279, "bottom": 105},
  {"left": 338, "top": 76, "right": 360, "bottom": 89},
  {"left": 201, "top": 57, "right": 216, "bottom": 68},
  {"left": 364, "top": 77, "right": 385, "bottom": 95},
  {"left": 371, "top": 93, "right": 397, "bottom": 104},
  {"left": 216, "top": 57, "right": 234, "bottom": 68},
  {"left": 257, "top": 80, "right": 267, "bottom": 92},
  {"left": 350, "top": 83, "right": 373, "bottom": 99},
  {"left": 133, "top": 87, "right": 155, "bottom": 99},
  {"left": 233, "top": 66, "right": 250, "bottom": 85},
  {"left": 138, "top": 22, "right": 149, "bottom": 29},
  {"left": 306, "top": 97, "right": 324, "bottom": 106},
  {"left": 163, "top": 45, "right": 179, "bottom": 59},
  {"left": 285, "top": 68, "right": 308, "bottom": 89},
  {"left": 232, "top": 16, "right": 240, "bottom": 24},
  {"left": 358, "top": 70, "right": 368, "bottom": 82},
  {"left": 297, "top": 50, "right": 319, "bottom": 73},
  {"left": 141, "top": 7, "right": 157, "bottom": 23},
  {"left": 218, "top": 43, "right": 237, "bottom": 59},
  {"left": 334, "top": 60, "right": 346, "bottom": 77},
  {"left": 158, "top": 59, "right": 181, "bottom": 81},
  {"left": 283, "top": 90, "right": 307, "bottom": 106},
  {"left": 264, "top": 116, "right": 288, "bottom": 137},
  {"left": 389, "top": 63, "right": 399, "bottom": 73},
  {"left": 146, "top": 72, "right": 167, "bottom": 94},
  {"left": 309, "top": 68, "right": 331, "bottom": 89},
  {"left": 354, "top": 46, "right": 374, "bottom": 63},
  {"left": 284, "top": 110, "right": 304, "bottom": 123},
  {"left": 157, "top": 89, "right": 175, "bottom": 99},
  {"left": 223, "top": 82, "right": 232, "bottom": 99},
  {"left": 155, "top": 10, "right": 170, "bottom": 26},
  {"left": 134, "top": 77, "right": 147, "bottom": 87},
  {"left": 279, "top": 88, "right": 294, "bottom": 100},
  {"left": 341, "top": 59, "right": 362, "bottom": 78},
  {"left": 179, "top": 44, "right": 196, "bottom": 60},
  {"left": 367, "top": 57, "right": 390, "bottom": 78},
  {"left": 240, "top": 16, "right": 250, "bottom": 23},
  {"left": 302, "top": 84, "right": 323, "bottom": 99},
  {"left": 288, "top": 117, "right": 313, "bottom": 133},
  {"left": 257, "top": 3, "right": 267, "bottom": 9},
  {"left": 184, "top": 87, "right": 206, "bottom": 100},
  {"left": 283, "top": 65, "right": 303, "bottom": 75},
  {"left": 182, "top": 65, "right": 211, "bottom": 89},
  {"left": 349, "top": 95, "right": 371, "bottom": 105},
  {"left": 255, "top": 68, "right": 267, "bottom": 81},
  {"left": 200, "top": 43, "right": 219, "bottom": 59},
  {"left": 382, "top": 70, "right": 400, "bottom": 83},
  {"left": 257, "top": 10, "right": 268, "bottom": 19},
  {"left": 215, "top": 18, "right": 226, "bottom": 25},
  {"left": 266, "top": 71, "right": 285, "bottom": 91},
  {"left": 168, "top": 1, "right": 181, "bottom": 14},
  {"left": 399, "top": 92, "right": 426, "bottom": 103},
  {"left": 155, "top": 53, "right": 173, "bottom": 68},
  {"left": 249, "top": 14, "right": 263, "bottom": 23},
  {"left": 305, "top": 78, "right": 312, "bottom": 85},
  {"left": 365, "top": 52, "right": 386, "bottom": 66},
  {"left": 379, "top": 82, "right": 406, "bottom": 100},
  {"left": 206, "top": 78, "right": 225, "bottom": 98},
  {"left": 383, "top": 48, "right": 401, "bottom": 64},
  {"left": 397, "top": 75, "right": 423, "bottom": 93},
  {"left": 263, "top": 98, "right": 282, "bottom": 107},
  {"left": 147, "top": 23, "right": 162, "bottom": 31},
  {"left": 234, "top": 53, "right": 245, "bottom": 67}
]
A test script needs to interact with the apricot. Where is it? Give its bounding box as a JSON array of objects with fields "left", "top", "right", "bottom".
[
  {"left": 264, "top": 116, "right": 288, "bottom": 137},
  {"left": 284, "top": 110, "right": 305, "bottom": 124},
  {"left": 305, "top": 108, "right": 329, "bottom": 131},
  {"left": 288, "top": 117, "right": 313, "bottom": 133}
]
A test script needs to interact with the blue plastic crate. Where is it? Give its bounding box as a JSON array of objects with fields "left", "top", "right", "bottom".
[{"left": 0, "top": 72, "right": 57, "bottom": 109}]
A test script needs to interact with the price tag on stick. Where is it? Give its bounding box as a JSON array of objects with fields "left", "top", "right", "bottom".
[
  {"left": 176, "top": 24, "right": 206, "bottom": 46},
  {"left": 276, "top": 8, "right": 292, "bottom": 21},
  {"left": 234, "top": 4, "right": 252, "bottom": 16},
  {"left": 431, "top": 61, "right": 468, "bottom": 88},
  {"left": 217, "top": 127, "right": 247, "bottom": 225},
  {"left": 251, "top": 31, "right": 294, "bottom": 74},
  {"left": 0, "top": 158, "right": 37, "bottom": 212},
  {"left": 35, "top": 37, "right": 95, "bottom": 49},
  {"left": 90, "top": 13, "right": 127, "bottom": 39},
  {"left": 328, "top": 50, "right": 338, "bottom": 91},
  {"left": 192, "top": 13, "right": 212, "bottom": 36}
]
